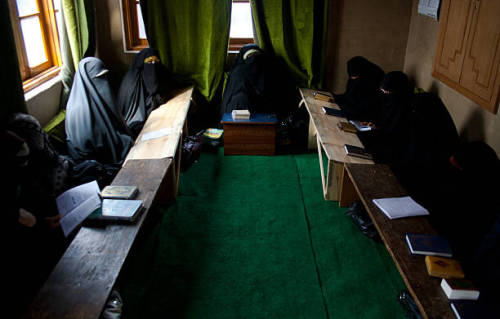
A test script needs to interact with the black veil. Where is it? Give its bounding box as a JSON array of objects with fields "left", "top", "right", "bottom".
[{"left": 65, "top": 57, "right": 133, "bottom": 164}]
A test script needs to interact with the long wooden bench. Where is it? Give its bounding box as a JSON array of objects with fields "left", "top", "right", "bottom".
[
  {"left": 299, "top": 88, "right": 373, "bottom": 205},
  {"left": 24, "top": 86, "right": 194, "bottom": 319},
  {"left": 344, "top": 163, "right": 455, "bottom": 319}
]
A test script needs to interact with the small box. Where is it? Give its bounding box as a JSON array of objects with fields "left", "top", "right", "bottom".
[{"left": 221, "top": 113, "right": 277, "bottom": 155}]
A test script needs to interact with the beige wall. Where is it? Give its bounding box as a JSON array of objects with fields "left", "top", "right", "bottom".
[
  {"left": 325, "top": 0, "right": 413, "bottom": 93},
  {"left": 95, "top": 0, "right": 136, "bottom": 89},
  {"left": 404, "top": 0, "right": 500, "bottom": 154}
]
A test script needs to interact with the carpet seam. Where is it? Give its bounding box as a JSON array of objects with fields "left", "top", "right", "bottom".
[{"left": 293, "top": 155, "right": 331, "bottom": 319}]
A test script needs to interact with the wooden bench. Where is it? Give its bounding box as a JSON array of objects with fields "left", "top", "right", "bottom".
[
  {"left": 344, "top": 163, "right": 455, "bottom": 319},
  {"left": 298, "top": 88, "right": 373, "bottom": 205},
  {"left": 24, "top": 86, "right": 193, "bottom": 319}
]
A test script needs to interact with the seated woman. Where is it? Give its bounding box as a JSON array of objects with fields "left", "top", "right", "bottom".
[
  {"left": 334, "top": 56, "right": 385, "bottom": 121},
  {"left": 358, "top": 71, "right": 414, "bottom": 163},
  {"left": 65, "top": 57, "right": 133, "bottom": 165},
  {"left": 220, "top": 44, "right": 297, "bottom": 117},
  {"left": 117, "top": 48, "right": 170, "bottom": 138}
]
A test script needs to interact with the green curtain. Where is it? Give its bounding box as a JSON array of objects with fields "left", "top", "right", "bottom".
[
  {"left": 59, "top": 0, "right": 95, "bottom": 108},
  {"left": 142, "top": 0, "right": 231, "bottom": 101},
  {"left": 0, "top": 0, "right": 27, "bottom": 125},
  {"left": 250, "top": 0, "right": 328, "bottom": 89}
]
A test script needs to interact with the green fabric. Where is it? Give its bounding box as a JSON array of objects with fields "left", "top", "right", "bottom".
[
  {"left": 144, "top": 0, "right": 231, "bottom": 101},
  {"left": 250, "top": 0, "right": 328, "bottom": 89},
  {"left": 1, "top": 0, "right": 26, "bottom": 125},
  {"left": 59, "top": 0, "right": 95, "bottom": 108},
  {"left": 118, "top": 150, "right": 406, "bottom": 318},
  {"left": 43, "top": 110, "right": 66, "bottom": 144}
]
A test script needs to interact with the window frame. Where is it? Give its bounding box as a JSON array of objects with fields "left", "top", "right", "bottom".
[
  {"left": 122, "top": 0, "right": 148, "bottom": 52},
  {"left": 8, "top": 0, "right": 62, "bottom": 92},
  {"left": 228, "top": 0, "right": 254, "bottom": 52}
]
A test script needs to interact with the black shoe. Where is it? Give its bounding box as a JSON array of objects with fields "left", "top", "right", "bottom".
[
  {"left": 345, "top": 201, "right": 380, "bottom": 240},
  {"left": 398, "top": 290, "right": 423, "bottom": 319}
]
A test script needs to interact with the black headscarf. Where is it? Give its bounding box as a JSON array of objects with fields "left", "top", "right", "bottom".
[
  {"left": 65, "top": 57, "right": 133, "bottom": 164},
  {"left": 220, "top": 44, "right": 297, "bottom": 117},
  {"left": 117, "top": 48, "right": 168, "bottom": 137},
  {"left": 335, "top": 56, "right": 385, "bottom": 121}
]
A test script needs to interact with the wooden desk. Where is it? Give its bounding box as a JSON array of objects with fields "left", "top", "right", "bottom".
[
  {"left": 345, "top": 163, "right": 454, "bottom": 319},
  {"left": 25, "top": 158, "right": 172, "bottom": 319},
  {"left": 125, "top": 86, "right": 193, "bottom": 199},
  {"left": 299, "top": 88, "right": 373, "bottom": 204},
  {"left": 25, "top": 87, "right": 194, "bottom": 319}
]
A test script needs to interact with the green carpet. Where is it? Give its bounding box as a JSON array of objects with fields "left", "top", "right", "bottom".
[{"left": 118, "top": 150, "right": 406, "bottom": 318}]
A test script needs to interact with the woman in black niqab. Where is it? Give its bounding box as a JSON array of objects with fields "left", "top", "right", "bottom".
[
  {"left": 359, "top": 71, "right": 414, "bottom": 163},
  {"left": 65, "top": 57, "right": 133, "bottom": 165},
  {"left": 117, "top": 48, "right": 168, "bottom": 137},
  {"left": 334, "top": 56, "right": 385, "bottom": 121}
]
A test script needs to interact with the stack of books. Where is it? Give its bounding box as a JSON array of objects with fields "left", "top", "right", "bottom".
[{"left": 232, "top": 109, "right": 250, "bottom": 120}]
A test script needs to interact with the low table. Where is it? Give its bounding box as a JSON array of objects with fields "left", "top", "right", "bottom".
[
  {"left": 221, "top": 113, "right": 277, "bottom": 155},
  {"left": 299, "top": 88, "right": 373, "bottom": 204}
]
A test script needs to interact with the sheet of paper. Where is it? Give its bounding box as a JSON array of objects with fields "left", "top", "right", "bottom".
[
  {"left": 141, "top": 127, "right": 173, "bottom": 142},
  {"left": 372, "top": 196, "right": 429, "bottom": 219},
  {"left": 60, "top": 195, "right": 101, "bottom": 237},
  {"left": 418, "top": 0, "right": 441, "bottom": 20},
  {"left": 56, "top": 180, "right": 100, "bottom": 217}
]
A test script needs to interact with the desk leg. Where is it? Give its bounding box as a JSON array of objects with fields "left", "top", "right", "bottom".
[
  {"left": 339, "top": 164, "right": 359, "bottom": 207},
  {"left": 317, "top": 135, "right": 340, "bottom": 201},
  {"left": 308, "top": 116, "right": 317, "bottom": 150}
]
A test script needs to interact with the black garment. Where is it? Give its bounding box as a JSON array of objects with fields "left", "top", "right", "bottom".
[
  {"left": 117, "top": 48, "right": 169, "bottom": 137},
  {"left": 6, "top": 113, "right": 70, "bottom": 220},
  {"left": 334, "top": 56, "right": 384, "bottom": 121},
  {"left": 359, "top": 71, "right": 414, "bottom": 163},
  {"left": 65, "top": 57, "right": 133, "bottom": 165},
  {"left": 220, "top": 44, "right": 296, "bottom": 117}
]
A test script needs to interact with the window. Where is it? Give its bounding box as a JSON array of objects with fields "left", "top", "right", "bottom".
[
  {"left": 8, "top": 0, "right": 62, "bottom": 91},
  {"left": 229, "top": 0, "right": 254, "bottom": 51},
  {"left": 121, "top": 0, "right": 253, "bottom": 52},
  {"left": 122, "top": 0, "right": 148, "bottom": 51}
]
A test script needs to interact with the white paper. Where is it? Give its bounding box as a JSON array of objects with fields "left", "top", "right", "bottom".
[
  {"left": 60, "top": 195, "right": 101, "bottom": 237},
  {"left": 418, "top": 0, "right": 440, "bottom": 20},
  {"left": 372, "top": 196, "right": 429, "bottom": 219},
  {"left": 56, "top": 181, "right": 100, "bottom": 217},
  {"left": 141, "top": 127, "right": 173, "bottom": 141},
  {"left": 56, "top": 180, "right": 101, "bottom": 237}
]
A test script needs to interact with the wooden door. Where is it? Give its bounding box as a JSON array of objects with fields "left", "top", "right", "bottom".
[
  {"left": 433, "top": 0, "right": 474, "bottom": 83},
  {"left": 460, "top": 0, "right": 500, "bottom": 112}
]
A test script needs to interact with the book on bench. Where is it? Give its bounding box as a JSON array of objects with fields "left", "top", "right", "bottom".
[
  {"left": 344, "top": 144, "right": 373, "bottom": 160},
  {"left": 405, "top": 233, "right": 453, "bottom": 257},
  {"left": 101, "top": 185, "right": 138, "bottom": 199},
  {"left": 441, "top": 278, "right": 480, "bottom": 300},
  {"left": 323, "top": 106, "right": 346, "bottom": 118},
  {"left": 372, "top": 196, "right": 429, "bottom": 219},
  {"left": 88, "top": 199, "right": 144, "bottom": 223}
]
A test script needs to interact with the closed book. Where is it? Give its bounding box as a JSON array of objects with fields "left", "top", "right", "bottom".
[
  {"left": 344, "top": 144, "right": 373, "bottom": 160},
  {"left": 313, "top": 90, "right": 333, "bottom": 102},
  {"left": 101, "top": 185, "right": 138, "bottom": 199},
  {"left": 372, "top": 196, "right": 429, "bottom": 220},
  {"left": 338, "top": 122, "right": 357, "bottom": 133},
  {"left": 348, "top": 120, "right": 372, "bottom": 132},
  {"left": 441, "top": 278, "right": 480, "bottom": 300},
  {"left": 405, "top": 233, "right": 452, "bottom": 257},
  {"left": 232, "top": 109, "right": 250, "bottom": 120},
  {"left": 97, "top": 199, "right": 144, "bottom": 223},
  {"left": 323, "top": 106, "right": 346, "bottom": 118},
  {"left": 425, "top": 256, "right": 465, "bottom": 279},
  {"left": 451, "top": 301, "right": 496, "bottom": 319}
]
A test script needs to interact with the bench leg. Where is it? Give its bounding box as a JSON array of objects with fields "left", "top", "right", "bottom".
[
  {"left": 339, "top": 164, "right": 359, "bottom": 207},
  {"left": 317, "top": 135, "right": 339, "bottom": 201}
]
